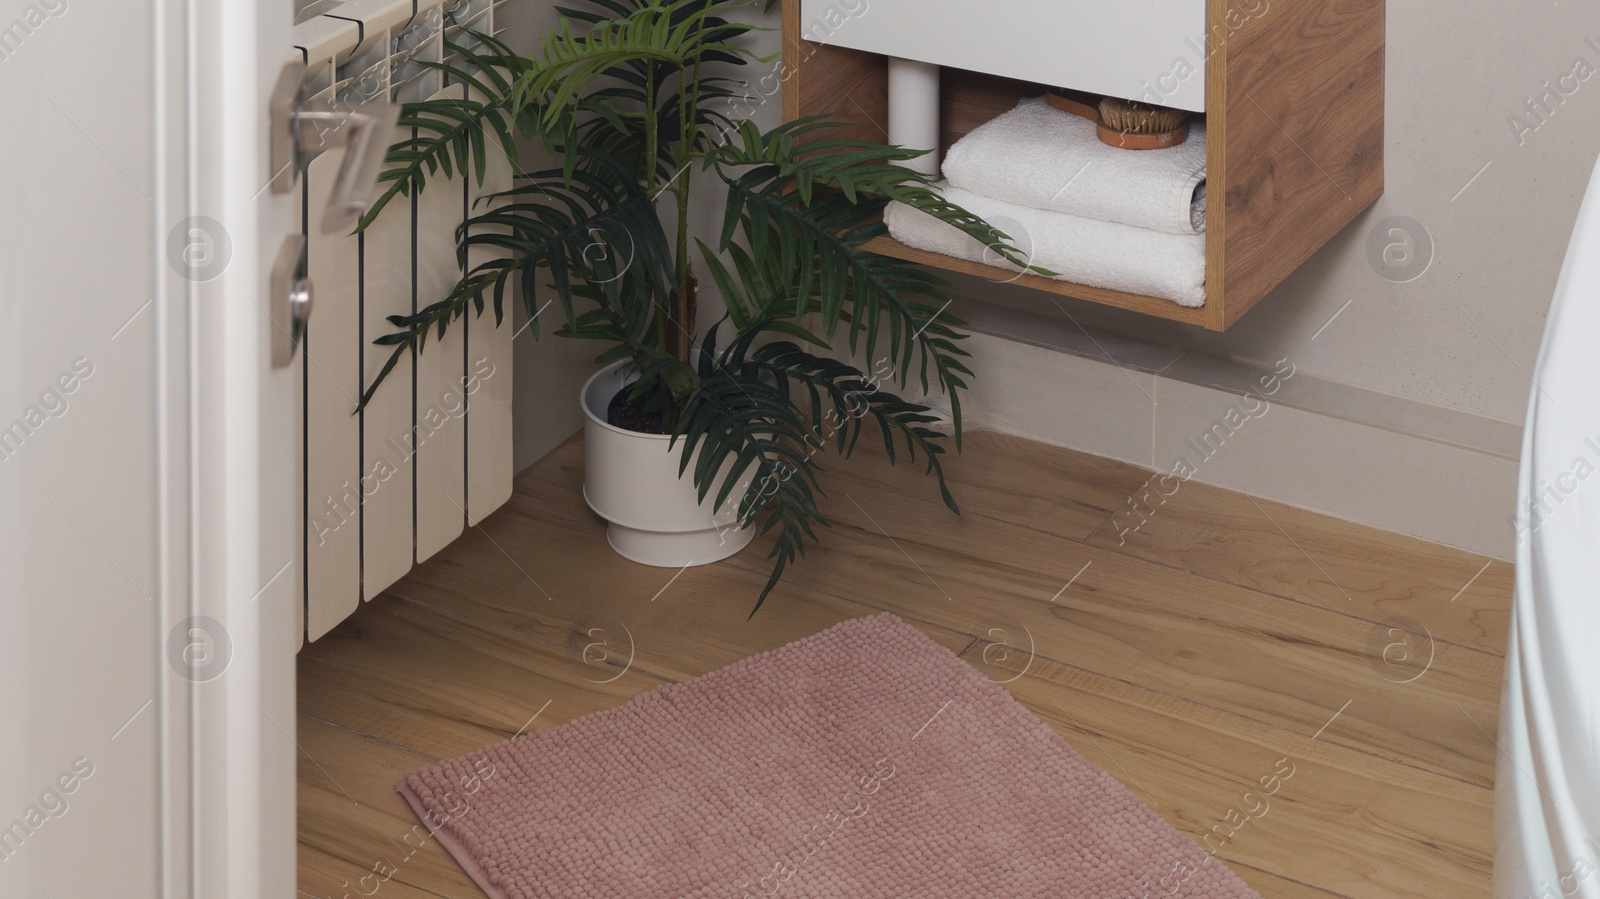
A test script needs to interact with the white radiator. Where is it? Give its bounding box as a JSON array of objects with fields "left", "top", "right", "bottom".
[{"left": 291, "top": 0, "right": 514, "bottom": 642}]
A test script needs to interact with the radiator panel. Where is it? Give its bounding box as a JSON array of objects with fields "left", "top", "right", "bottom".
[
  {"left": 465, "top": 128, "right": 516, "bottom": 525},
  {"left": 294, "top": 0, "right": 514, "bottom": 641},
  {"left": 413, "top": 82, "right": 469, "bottom": 562},
  {"left": 358, "top": 124, "right": 419, "bottom": 602},
  {"left": 303, "top": 144, "right": 363, "bottom": 640}
]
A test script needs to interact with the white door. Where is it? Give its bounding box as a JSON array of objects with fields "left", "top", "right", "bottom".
[{"left": 0, "top": 0, "right": 298, "bottom": 896}]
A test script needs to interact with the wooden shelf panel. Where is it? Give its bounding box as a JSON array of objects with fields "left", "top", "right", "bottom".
[{"left": 1208, "top": 0, "right": 1386, "bottom": 330}]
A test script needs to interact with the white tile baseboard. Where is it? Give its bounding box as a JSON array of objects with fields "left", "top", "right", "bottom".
[{"left": 938, "top": 314, "right": 1519, "bottom": 561}]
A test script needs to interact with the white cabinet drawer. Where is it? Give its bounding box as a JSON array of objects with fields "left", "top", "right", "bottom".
[{"left": 797, "top": 0, "right": 1210, "bottom": 112}]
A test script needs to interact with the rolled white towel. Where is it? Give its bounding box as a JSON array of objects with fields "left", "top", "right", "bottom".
[
  {"left": 884, "top": 184, "right": 1206, "bottom": 307},
  {"left": 942, "top": 97, "right": 1207, "bottom": 236}
]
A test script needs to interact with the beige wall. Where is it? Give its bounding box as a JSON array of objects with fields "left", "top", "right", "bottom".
[{"left": 500, "top": 1, "right": 605, "bottom": 472}]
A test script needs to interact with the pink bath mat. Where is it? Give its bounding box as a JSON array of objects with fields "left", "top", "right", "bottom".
[{"left": 397, "top": 613, "right": 1261, "bottom": 899}]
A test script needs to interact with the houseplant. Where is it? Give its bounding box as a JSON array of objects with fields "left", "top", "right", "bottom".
[{"left": 356, "top": 0, "right": 1027, "bottom": 612}]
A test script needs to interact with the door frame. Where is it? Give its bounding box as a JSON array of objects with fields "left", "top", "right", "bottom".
[{"left": 163, "top": 0, "right": 300, "bottom": 894}]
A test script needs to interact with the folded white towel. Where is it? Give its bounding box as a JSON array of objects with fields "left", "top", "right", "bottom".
[
  {"left": 884, "top": 184, "right": 1207, "bottom": 307},
  {"left": 942, "top": 97, "right": 1207, "bottom": 236}
]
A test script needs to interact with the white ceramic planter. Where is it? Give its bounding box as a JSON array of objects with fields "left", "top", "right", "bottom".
[{"left": 581, "top": 362, "right": 756, "bottom": 567}]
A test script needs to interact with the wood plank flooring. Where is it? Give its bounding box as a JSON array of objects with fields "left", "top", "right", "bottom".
[{"left": 297, "top": 429, "right": 1510, "bottom": 899}]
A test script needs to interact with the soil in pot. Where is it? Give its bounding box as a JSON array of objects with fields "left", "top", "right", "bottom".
[{"left": 606, "top": 386, "right": 668, "bottom": 435}]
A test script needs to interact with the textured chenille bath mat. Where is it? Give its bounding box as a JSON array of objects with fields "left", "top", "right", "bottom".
[{"left": 396, "top": 614, "right": 1262, "bottom": 899}]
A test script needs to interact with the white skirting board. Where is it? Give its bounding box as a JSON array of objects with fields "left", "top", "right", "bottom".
[{"left": 903, "top": 330, "right": 1517, "bottom": 561}]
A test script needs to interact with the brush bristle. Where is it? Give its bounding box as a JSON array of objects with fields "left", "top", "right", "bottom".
[{"left": 1098, "top": 97, "right": 1188, "bottom": 135}]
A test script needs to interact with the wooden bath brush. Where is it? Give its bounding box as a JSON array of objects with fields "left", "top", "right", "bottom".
[{"left": 1046, "top": 90, "right": 1191, "bottom": 150}]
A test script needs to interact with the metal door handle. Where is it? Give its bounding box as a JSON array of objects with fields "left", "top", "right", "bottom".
[
  {"left": 271, "top": 235, "right": 314, "bottom": 368},
  {"left": 269, "top": 60, "right": 400, "bottom": 233},
  {"left": 296, "top": 100, "right": 399, "bottom": 232}
]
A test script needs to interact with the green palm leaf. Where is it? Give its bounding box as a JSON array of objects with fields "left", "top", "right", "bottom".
[
  {"left": 358, "top": 0, "right": 1025, "bottom": 614},
  {"left": 356, "top": 148, "right": 674, "bottom": 411},
  {"left": 356, "top": 34, "right": 532, "bottom": 231}
]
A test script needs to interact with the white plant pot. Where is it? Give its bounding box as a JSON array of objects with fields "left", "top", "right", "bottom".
[{"left": 581, "top": 362, "right": 756, "bottom": 567}]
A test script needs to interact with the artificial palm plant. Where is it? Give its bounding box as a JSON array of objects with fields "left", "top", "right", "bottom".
[{"left": 357, "top": 0, "right": 1027, "bottom": 612}]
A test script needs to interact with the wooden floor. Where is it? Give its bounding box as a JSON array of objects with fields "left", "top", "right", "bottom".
[{"left": 297, "top": 429, "right": 1512, "bottom": 899}]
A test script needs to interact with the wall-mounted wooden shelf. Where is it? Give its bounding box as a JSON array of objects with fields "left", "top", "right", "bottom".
[{"left": 782, "top": 0, "right": 1385, "bottom": 332}]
